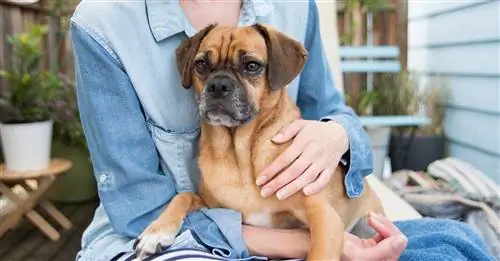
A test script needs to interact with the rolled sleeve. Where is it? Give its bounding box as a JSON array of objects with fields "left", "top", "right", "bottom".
[
  {"left": 296, "top": 0, "right": 373, "bottom": 198},
  {"left": 71, "top": 20, "right": 250, "bottom": 259},
  {"left": 181, "top": 208, "right": 260, "bottom": 259}
]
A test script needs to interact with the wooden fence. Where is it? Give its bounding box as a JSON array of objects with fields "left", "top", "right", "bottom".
[
  {"left": 337, "top": 0, "right": 408, "bottom": 113},
  {"left": 337, "top": 0, "right": 408, "bottom": 67},
  {"left": 0, "top": 0, "right": 407, "bottom": 92},
  {"left": 0, "top": 0, "right": 75, "bottom": 93}
]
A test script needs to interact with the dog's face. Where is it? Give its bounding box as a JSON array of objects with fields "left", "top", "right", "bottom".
[{"left": 176, "top": 24, "right": 308, "bottom": 127}]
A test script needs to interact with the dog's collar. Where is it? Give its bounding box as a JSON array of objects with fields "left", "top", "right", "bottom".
[{"left": 145, "top": 0, "right": 273, "bottom": 42}]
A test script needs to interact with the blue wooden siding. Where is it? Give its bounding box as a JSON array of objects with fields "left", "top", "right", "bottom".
[{"left": 407, "top": 0, "right": 500, "bottom": 182}]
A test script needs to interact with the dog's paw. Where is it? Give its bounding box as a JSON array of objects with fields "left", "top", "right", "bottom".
[{"left": 134, "top": 222, "right": 180, "bottom": 260}]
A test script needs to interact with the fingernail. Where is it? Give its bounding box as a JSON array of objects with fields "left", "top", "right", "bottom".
[
  {"left": 370, "top": 212, "right": 384, "bottom": 222},
  {"left": 256, "top": 175, "right": 267, "bottom": 186},
  {"left": 392, "top": 235, "right": 407, "bottom": 250},
  {"left": 276, "top": 189, "right": 288, "bottom": 200},
  {"left": 261, "top": 188, "right": 272, "bottom": 198},
  {"left": 303, "top": 186, "right": 313, "bottom": 196},
  {"left": 272, "top": 133, "right": 284, "bottom": 142},
  {"left": 368, "top": 212, "right": 385, "bottom": 228},
  {"left": 369, "top": 215, "right": 382, "bottom": 226}
]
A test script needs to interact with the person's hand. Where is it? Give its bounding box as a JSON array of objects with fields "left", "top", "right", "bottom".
[
  {"left": 256, "top": 119, "right": 349, "bottom": 200},
  {"left": 342, "top": 213, "right": 408, "bottom": 261}
]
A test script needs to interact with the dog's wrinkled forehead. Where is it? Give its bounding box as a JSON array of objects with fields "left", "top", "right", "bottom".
[{"left": 197, "top": 26, "right": 268, "bottom": 66}]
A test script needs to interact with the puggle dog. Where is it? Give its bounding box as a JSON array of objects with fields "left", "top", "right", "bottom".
[{"left": 135, "top": 23, "right": 385, "bottom": 261}]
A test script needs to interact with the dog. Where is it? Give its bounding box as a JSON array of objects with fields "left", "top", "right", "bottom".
[{"left": 134, "top": 23, "right": 385, "bottom": 261}]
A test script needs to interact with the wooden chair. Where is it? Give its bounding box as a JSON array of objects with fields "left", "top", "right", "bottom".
[{"left": 0, "top": 159, "right": 73, "bottom": 241}]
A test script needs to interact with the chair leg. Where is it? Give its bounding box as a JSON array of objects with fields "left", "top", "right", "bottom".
[
  {"left": 0, "top": 183, "right": 26, "bottom": 238},
  {"left": 25, "top": 209, "right": 61, "bottom": 241},
  {"left": 19, "top": 182, "right": 73, "bottom": 230},
  {"left": 0, "top": 211, "right": 22, "bottom": 239},
  {"left": 0, "top": 179, "right": 62, "bottom": 241},
  {"left": 39, "top": 200, "right": 72, "bottom": 230}
]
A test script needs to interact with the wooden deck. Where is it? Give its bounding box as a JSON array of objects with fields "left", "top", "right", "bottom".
[{"left": 0, "top": 200, "right": 99, "bottom": 261}]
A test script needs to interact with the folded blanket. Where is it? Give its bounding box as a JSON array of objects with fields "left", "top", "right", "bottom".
[
  {"left": 396, "top": 218, "right": 497, "bottom": 261},
  {"left": 384, "top": 157, "right": 500, "bottom": 261}
]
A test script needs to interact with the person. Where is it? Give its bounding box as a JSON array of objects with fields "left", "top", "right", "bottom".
[{"left": 70, "top": 0, "right": 495, "bottom": 260}]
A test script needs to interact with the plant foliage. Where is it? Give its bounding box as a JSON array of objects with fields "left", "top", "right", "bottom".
[
  {"left": 372, "top": 71, "right": 449, "bottom": 136},
  {"left": 373, "top": 71, "right": 420, "bottom": 116},
  {"left": 0, "top": 25, "right": 63, "bottom": 124},
  {"left": 0, "top": 24, "right": 87, "bottom": 149}
]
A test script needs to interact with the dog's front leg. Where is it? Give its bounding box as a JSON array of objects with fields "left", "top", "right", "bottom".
[
  {"left": 135, "top": 192, "right": 205, "bottom": 260},
  {"left": 303, "top": 197, "right": 345, "bottom": 261}
]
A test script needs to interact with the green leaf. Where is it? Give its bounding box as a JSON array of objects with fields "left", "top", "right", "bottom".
[
  {"left": 0, "top": 70, "right": 9, "bottom": 78},
  {"left": 21, "top": 73, "right": 31, "bottom": 84}
]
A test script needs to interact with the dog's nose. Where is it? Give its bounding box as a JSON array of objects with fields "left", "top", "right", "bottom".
[{"left": 206, "top": 76, "right": 234, "bottom": 99}]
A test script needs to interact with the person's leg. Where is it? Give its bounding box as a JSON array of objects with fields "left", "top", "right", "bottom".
[
  {"left": 76, "top": 204, "right": 139, "bottom": 261},
  {"left": 77, "top": 204, "right": 215, "bottom": 261},
  {"left": 396, "top": 218, "right": 496, "bottom": 261}
]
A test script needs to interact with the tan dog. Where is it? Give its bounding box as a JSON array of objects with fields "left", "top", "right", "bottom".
[{"left": 135, "top": 23, "right": 384, "bottom": 261}]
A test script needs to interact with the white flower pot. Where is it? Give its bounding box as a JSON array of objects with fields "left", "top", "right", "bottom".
[
  {"left": 365, "top": 126, "right": 391, "bottom": 179},
  {"left": 0, "top": 120, "right": 53, "bottom": 172}
]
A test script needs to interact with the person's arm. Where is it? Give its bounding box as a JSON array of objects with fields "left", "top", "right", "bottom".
[
  {"left": 71, "top": 20, "right": 173, "bottom": 238},
  {"left": 243, "top": 225, "right": 309, "bottom": 259},
  {"left": 71, "top": 18, "right": 314, "bottom": 260},
  {"left": 70, "top": 20, "right": 251, "bottom": 258},
  {"left": 296, "top": 0, "right": 373, "bottom": 198},
  {"left": 244, "top": 213, "right": 408, "bottom": 261}
]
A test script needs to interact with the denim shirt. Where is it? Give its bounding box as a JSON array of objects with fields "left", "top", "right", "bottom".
[{"left": 71, "top": 0, "right": 373, "bottom": 260}]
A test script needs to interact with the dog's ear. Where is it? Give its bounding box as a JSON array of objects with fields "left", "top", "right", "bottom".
[
  {"left": 253, "top": 23, "right": 308, "bottom": 90},
  {"left": 176, "top": 24, "right": 217, "bottom": 88}
]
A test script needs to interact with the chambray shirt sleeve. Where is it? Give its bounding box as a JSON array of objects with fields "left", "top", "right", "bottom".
[
  {"left": 70, "top": 21, "right": 251, "bottom": 259},
  {"left": 296, "top": 0, "right": 373, "bottom": 198}
]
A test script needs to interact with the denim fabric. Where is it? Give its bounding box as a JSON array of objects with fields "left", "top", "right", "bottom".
[{"left": 71, "top": 0, "right": 373, "bottom": 260}]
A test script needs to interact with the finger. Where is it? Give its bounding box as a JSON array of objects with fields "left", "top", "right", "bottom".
[
  {"left": 360, "top": 235, "right": 381, "bottom": 248},
  {"left": 347, "top": 234, "right": 407, "bottom": 261},
  {"left": 302, "top": 165, "right": 335, "bottom": 196},
  {"left": 256, "top": 142, "right": 303, "bottom": 186},
  {"left": 275, "top": 159, "right": 324, "bottom": 200},
  {"left": 368, "top": 213, "right": 392, "bottom": 239},
  {"left": 344, "top": 231, "right": 379, "bottom": 248},
  {"left": 377, "top": 213, "right": 400, "bottom": 232},
  {"left": 370, "top": 233, "right": 384, "bottom": 244},
  {"left": 271, "top": 120, "right": 307, "bottom": 143},
  {"left": 260, "top": 144, "right": 316, "bottom": 198},
  {"left": 368, "top": 212, "right": 400, "bottom": 239}
]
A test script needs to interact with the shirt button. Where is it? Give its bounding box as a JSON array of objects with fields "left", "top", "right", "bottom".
[{"left": 99, "top": 174, "right": 107, "bottom": 184}]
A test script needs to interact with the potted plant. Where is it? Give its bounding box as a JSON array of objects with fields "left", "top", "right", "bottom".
[
  {"left": 346, "top": 89, "right": 391, "bottom": 178},
  {"left": 0, "top": 25, "right": 65, "bottom": 172},
  {"left": 373, "top": 71, "right": 448, "bottom": 172}
]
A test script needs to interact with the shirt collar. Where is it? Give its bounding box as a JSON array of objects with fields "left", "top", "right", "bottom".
[{"left": 145, "top": 0, "right": 273, "bottom": 42}]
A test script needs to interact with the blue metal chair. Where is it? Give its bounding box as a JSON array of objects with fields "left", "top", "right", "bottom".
[
  {"left": 339, "top": 45, "right": 430, "bottom": 171},
  {"left": 339, "top": 45, "right": 430, "bottom": 127}
]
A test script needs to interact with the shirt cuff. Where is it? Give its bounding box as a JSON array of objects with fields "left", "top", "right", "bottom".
[
  {"left": 320, "top": 115, "right": 373, "bottom": 198},
  {"left": 180, "top": 208, "right": 266, "bottom": 260}
]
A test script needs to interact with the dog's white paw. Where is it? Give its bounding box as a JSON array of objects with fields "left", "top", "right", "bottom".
[{"left": 134, "top": 223, "right": 180, "bottom": 260}]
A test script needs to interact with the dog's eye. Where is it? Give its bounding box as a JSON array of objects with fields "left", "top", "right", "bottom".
[
  {"left": 195, "top": 60, "right": 209, "bottom": 73},
  {"left": 245, "top": 62, "right": 261, "bottom": 72}
]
